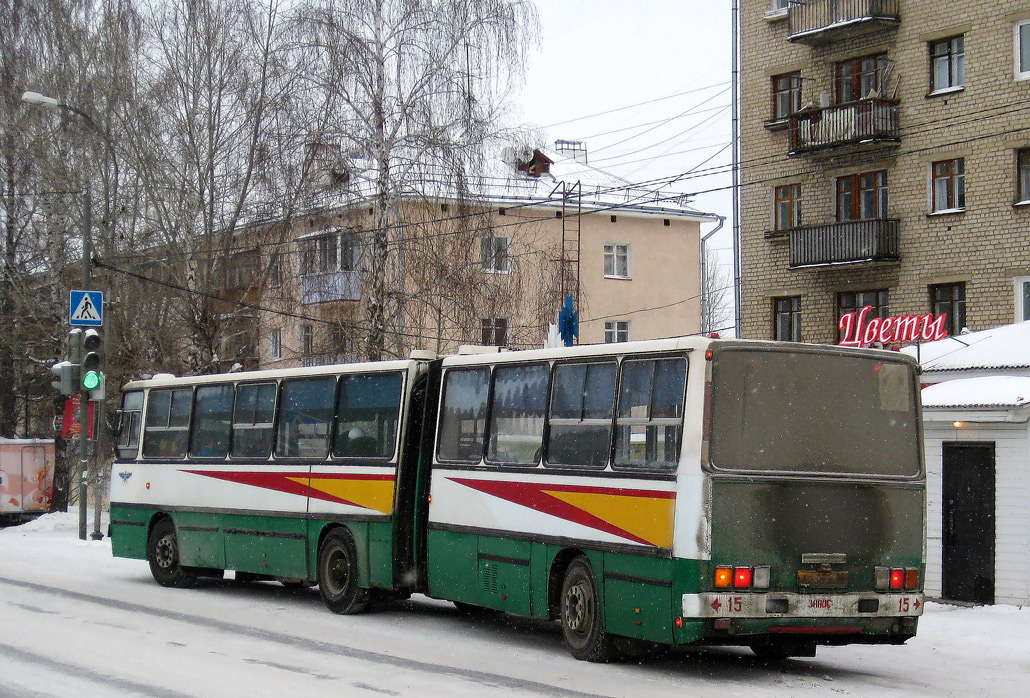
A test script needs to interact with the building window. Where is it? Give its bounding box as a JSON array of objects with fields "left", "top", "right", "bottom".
[
  {"left": 1015, "top": 277, "right": 1030, "bottom": 322},
  {"left": 836, "top": 171, "right": 888, "bottom": 221},
  {"left": 300, "top": 230, "right": 360, "bottom": 275},
  {"left": 268, "top": 329, "right": 282, "bottom": 362},
  {"left": 1016, "top": 19, "right": 1030, "bottom": 80},
  {"left": 770, "top": 0, "right": 789, "bottom": 11},
  {"left": 931, "top": 158, "right": 965, "bottom": 212},
  {"left": 834, "top": 54, "right": 890, "bottom": 103},
  {"left": 604, "top": 243, "right": 630, "bottom": 278},
  {"left": 481, "top": 318, "right": 507, "bottom": 346},
  {"left": 774, "top": 183, "right": 801, "bottom": 230},
  {"left": 300, "top": 324, "right": 314, "bottom": 356},
  {"left": 838, "top": 290, "right": 889, "bottom": 341},
  {"left": 771, "top": 72, "right": 802, "bottom": 121},
  {"left": 1018, "top": 149, "right": 1030, "bottom": 204},
  {"left": 605, "top": 320, "right": 629, "bottom": 343},
  {"left": 480, "top": 235, "right": 510, "bottom": 273},
  {"left": 268, "top": 252, "right": 283, "bottom": 287},
  {"left": 774, "top": 297, "right": 801, "bottom": 342},
  {"left": 930, "top": 36, "right": 964, "bottom": 92},
  {"left": 930, "top": 283, "right": 966, "bottom": 336}
]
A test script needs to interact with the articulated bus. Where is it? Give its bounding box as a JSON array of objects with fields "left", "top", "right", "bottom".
[{"left": 109, "top": 337, "right": 925, "bottom": 661}]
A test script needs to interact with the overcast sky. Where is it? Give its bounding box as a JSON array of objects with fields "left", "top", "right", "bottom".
[{"left": 511, "top": 1, "right": 736, "bottom": 326}]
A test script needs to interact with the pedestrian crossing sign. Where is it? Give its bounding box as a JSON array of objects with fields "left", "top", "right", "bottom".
[{"left": 69, "top": 290, "right": 103, "bottom": 327}]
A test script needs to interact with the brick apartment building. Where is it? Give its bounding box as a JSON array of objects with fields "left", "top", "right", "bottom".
[{"left": 739, "top": 0, "right": 1030, "bottom": 343}]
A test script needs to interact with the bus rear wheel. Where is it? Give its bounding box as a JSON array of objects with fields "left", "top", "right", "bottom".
[
  {"left": 560, "top": 557, "right": 612, "bottom": 662},
  {"left": 317, "top": 528, "right": 370, "bottom": 614},
  {"left": 147, "top": 518, "right": 197, "bottom": 589}
]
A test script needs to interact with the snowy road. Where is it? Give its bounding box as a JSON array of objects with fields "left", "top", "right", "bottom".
[{"left": 2, "top": 513, "right": 1028, "bottom": 698}]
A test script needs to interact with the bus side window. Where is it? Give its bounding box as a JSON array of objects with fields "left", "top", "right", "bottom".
[
  {"left": 232, "top": 382, "right": 276, "bottom": 459},
  {"left": 614, "top": 358, "right": 686, "bottom": 470},
  {"left": 142, "top": 389, "right": 192, "bottom": 459},
  {"left": 333, "top": 373, "right": 403, "bottom": 460},
  {"left": 275, "top": 377, "right": 335, "bottom": 459},
  {"left": 487, "top": 363, "right": 549, "bottom": 466},
  {"left": 437, "top": 368, "right": 489, "bottom": 463},
  {"left": 547, "top": 362, "right": 616, "bottom": 469},
  {"left": 116, "top": 391, "right": 144, "bottom": 459},
  {"left": 190, "top": 384, "right": 234, "bottom": 459}
]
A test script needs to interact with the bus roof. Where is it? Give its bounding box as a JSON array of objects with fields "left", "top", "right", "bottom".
[{"left": 121, "top": 358, "right": 421, "bottom": 392}]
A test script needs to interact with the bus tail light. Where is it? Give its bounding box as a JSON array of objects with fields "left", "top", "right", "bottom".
[
  {"left": 753, "top": 565, "right": 771, "bottom": 589},
  {"left": 734, "top": 567, "right": 752, "bottom": 588},
  {"left": 714, "top": 566, "right": 733, "bottom": 588},
  {"left": 904, "top": 568, "right": 919, "bottom": 590},
  {"left": 889, "top": 568, "right": 905, "bottom": 590}
]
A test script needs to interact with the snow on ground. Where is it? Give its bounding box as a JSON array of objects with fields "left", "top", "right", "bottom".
[{"left": 2, "top": 510, "right": 1029, "bottom": 698}]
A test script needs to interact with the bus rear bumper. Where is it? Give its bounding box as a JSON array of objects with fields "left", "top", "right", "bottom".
[{"left": 682, "top": 591, "right": 924, "bottom": 620}]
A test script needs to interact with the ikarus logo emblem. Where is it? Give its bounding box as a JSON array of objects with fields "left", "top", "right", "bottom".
[{"left": 118, "top": 471, "right": 132, "bottom": 483}]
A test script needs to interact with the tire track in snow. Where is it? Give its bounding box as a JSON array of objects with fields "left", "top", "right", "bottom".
[{"left": 0, "top": 576, "right": 606, "bottom": 698}]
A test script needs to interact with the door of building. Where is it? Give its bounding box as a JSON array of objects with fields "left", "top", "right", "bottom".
[{"left": 942, "top": 442, "right": 995, "bottom": 604}]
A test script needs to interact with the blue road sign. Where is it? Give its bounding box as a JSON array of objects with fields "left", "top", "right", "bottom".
[{"left": 70, "top": 290, "right": 103, "bottom": 327}]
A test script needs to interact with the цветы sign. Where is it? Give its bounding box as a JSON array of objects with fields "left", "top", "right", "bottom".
[{"left": 838, "top": 306, "right": 949, "bottom": 347}]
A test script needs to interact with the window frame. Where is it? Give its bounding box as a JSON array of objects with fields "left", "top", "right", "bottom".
[
  {"left": 929, "top": 282, "right": 966, "bottom": 336},
  {"left": 1014, "top": 276, "right": 1030, "bottom": 323},
  {"left": 836, "top": 170, "right": 888, "bottom": 221},
  {"left": 834, "top": 53, "right": 890, "bottom": 104},
  {"left": 545, "top": 360, "right": 618, "bottom": 470},
  {"left": 436, "top": 367, "right": 491, "bottom": 464},
  {"left": 930, "top": 157, "right": 966, "bottom": 213},
  {"left": 1016, "top": 19, "right": 1030, "bottom": 81},
  {"left": 604, "top": 320, "right": 630, "bottom": 343},
  {"left": 300, "top": 229, "right": 361, "bottom": 275},
  {"left": 274, "top": 376, "right": 337, "bottom": 460},
  {"left": 486, "top": 362, "right": 550, "bottom": 467},
  {"left": 189, "top": 383, "right": 235, "bottom": 460},
  {"left": 930, "top": 35, "right": 965, "bottom": 93},
  {"left": 231, "top": 381, "right": 278, "bottom": 460},
  {"left": 603, "top": 243, "right": 631, "bottom": 279},
  {"left": 774, "top": 296, "right": 801, "bottom": 342},
  {"left": 141, "top": 388, "right": 193, "bottom": 459},
  {"left": 837, "top": 289, "right": 890, "bottom": 343},
  {"left": 612, "top": 356, "right": 687, "bottom": 472},
  {"left": 480, "top": 235, "right": 511, "bottom": 274},
  {"left": 1017, "top": 149, "right": 1030, "bottom": 204},
  {"left": 771, "top": 71, "right": 802, "bottom": 121},
  {"left": 332, "top": 371, "right": 405, "bottom": 462},
  {"left": 481, "top": 317, "right": 508, "bottom": 347},
  {"left": 774, "top": 183, "right": 801, "bottom": 231},
  {"left": 116, "top": 391, "right": 145, "bottom": 460},
  {"left": 268, "top": 328, "right": 282, "bottom": 362}
]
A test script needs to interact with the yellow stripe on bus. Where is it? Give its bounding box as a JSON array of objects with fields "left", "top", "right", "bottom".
[
  {"left": 543, "top": 490, "right": 675, "bottom": 549},
  {"left": 292, "top": 477, "right": 396, "bottom": 515}
]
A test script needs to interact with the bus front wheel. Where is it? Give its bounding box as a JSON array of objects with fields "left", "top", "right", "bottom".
[
  {"left": 147, "top": 518, "right": 197, "bottom": 589},
  {"left": 560, "top": 557, "right": 612, "bottom": 662},
  {"left": 317, "top": 528, "right": 370, "bottom": 614}
]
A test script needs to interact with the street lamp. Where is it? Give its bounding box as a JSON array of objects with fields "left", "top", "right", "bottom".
[{"left": 22, "top": 90, "right": 118, "bottom": 542}]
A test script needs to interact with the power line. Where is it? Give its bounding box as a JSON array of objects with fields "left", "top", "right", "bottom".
[{"left": 536, "top": 81, "right": 730, "bottom": 129}]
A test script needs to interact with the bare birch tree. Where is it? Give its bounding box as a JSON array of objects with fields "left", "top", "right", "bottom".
[{"left": 295, "top": 0, "right": 538, "bottom": 360}]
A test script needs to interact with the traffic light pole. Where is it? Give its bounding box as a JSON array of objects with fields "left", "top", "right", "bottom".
[{"left": 78, "top": 193, "right": 91, "bottom": 542}]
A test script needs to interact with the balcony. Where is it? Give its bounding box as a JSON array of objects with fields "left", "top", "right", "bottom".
[
  {"left": 789, "top": 219, "right": 899, "bottom": 268},
  {"left": 788, "top": 99, "right": 899, "bottom": 156},
  {"left": 301, "top": 271, "right": 361, "bottom": 304},
  {"left": 788, "top": 0, "right": 900, "bottom": 45}
]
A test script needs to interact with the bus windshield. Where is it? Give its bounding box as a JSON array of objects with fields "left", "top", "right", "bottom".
[{"left": 709, "top": 347, "right": 921, "bottom": 478}]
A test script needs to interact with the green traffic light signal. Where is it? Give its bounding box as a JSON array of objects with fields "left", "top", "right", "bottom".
[{"left": 82, "top": 370, "right": 101, "bottom": 391}]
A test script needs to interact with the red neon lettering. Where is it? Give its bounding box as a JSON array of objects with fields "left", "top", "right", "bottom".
[{"left": 838, "top": 306, "right": 949, "bottom": 347}]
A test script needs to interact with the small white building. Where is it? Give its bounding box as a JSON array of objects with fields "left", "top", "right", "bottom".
[{"left": 903, "top": 322, "right": 1030, "bottom": 606}]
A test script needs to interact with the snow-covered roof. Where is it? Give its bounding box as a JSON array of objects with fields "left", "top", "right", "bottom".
[
  {"left": 900, "top": 320, "right": 1030, "bottom": 374},
  {"left": 298, "top": 145, "right": 717, "bottom": 224},
  {"left": 921, "top": 376, "right": 1030, "bottom": 410}
]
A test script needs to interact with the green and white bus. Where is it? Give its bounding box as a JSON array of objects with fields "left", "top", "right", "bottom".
[{"left": 110, "top": 337, "right": 925, "bottom": 661}]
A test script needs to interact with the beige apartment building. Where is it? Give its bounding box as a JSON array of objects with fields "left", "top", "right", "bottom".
[
  {"left": 740, "top": 0, "right": 1030, "bottom": 343},
  {"left": 247, "top": 143, "right": 717, "bottom": 369}
]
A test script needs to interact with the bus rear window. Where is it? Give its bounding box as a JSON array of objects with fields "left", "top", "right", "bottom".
[{"left": 709, "top": 348, "right": 921, "bottom": 477}]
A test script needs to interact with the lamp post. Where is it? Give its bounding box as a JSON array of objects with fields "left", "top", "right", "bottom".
[{"left": 22, "top": 91, "right": 118, "bottom": 542}]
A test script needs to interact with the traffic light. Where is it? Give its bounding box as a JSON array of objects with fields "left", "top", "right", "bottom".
[
  {"left": 81, "top": 328, "right": 104, "bottom": 401},
  {"left": 50, "top": 360, "right": 78, "bottom": 396}
]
